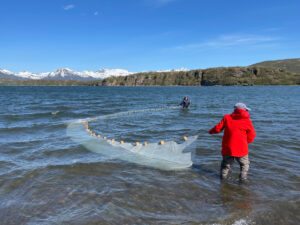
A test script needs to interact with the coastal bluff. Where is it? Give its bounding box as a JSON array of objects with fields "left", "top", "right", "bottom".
[{"left": 98, "top": 66, "right": 299, "bottom": 86}]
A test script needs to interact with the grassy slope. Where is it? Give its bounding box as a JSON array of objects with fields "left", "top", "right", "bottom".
[
  {"left": 251, "top": 58, "right": 300, "bottom": 74},
  {"left": 99, "top": 66, "right": 300, "bottom": 86},
  {"left": 1, "top": 59, "right": 300, "bottom": 86}
]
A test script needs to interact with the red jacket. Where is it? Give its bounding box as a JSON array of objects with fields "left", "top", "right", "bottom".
[{"left": 209, "top": 109, "right": 256, "bottom": 157}]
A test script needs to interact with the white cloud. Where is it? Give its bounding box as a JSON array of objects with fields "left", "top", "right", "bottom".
[
  {"left": 172, "top": 34, "right": 279, "bottom": 50},
  {"left": 156, "top": 0, "right": 177, "bottom": 4},
  {"left": 209, "top": 34, "right": 277, "bottom": 46},
  {"left": 63, "top": 4, "right": 75, "bottom": 10},
  {"left": 146, "top": 0, "right": 178, "bottom": 6},
  {"left": 94, "top": 11, "right": 99, "bottom": 16},
  {"left": 263, "top": 27, "right": 281, "bottom": 32}
]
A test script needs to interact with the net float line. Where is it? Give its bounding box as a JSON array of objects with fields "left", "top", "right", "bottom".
[{"left": 84, "top": 106, "right": 188, "bottom": 147}]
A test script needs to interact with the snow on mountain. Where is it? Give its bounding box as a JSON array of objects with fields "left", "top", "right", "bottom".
[
  {"left": 0, "top": 68, "right": 45, "bottom": 79},
  {"left": 17, "top": 71, "right": 47, "bottom": 79},
  {"left": 0, "top": 68, "right": 134, "bottom": 80},
  {"left": 0, "top": 69, "right": 23, "bottom": 79},
  {"left": 0, "top": 67, "right": 191, "bottom": 80},
  {"left": 157, "top": 68, "right": 189, "bottom": 72},
  {"left": 146, "top": 68, "right": 189, "bottom": 73},
  {"left": 44, "top": 68, "right": 134, "bottom": 80}
]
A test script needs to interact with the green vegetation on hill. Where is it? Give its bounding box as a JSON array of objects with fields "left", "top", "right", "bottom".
[
  {"left": 97, "top": 66, "right": 299, "bottom": 86},
  {"left": 0, "top": 65, "right": 299, "bottom": 86},
  {"left": 251, "top": 58, "right": 300, "bottom": 74}
]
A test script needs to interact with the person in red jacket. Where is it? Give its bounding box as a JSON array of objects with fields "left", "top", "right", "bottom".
[{"left": 209, "top": 103, "right": 256, "bottom": 181}]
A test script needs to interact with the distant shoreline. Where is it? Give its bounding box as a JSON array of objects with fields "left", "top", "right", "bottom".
[
  {"left": 2, "top": 58, "right": 300, "bottom": 87},
  {"left": 1, "top": 66, "right": 299, "bottom": 86},
  {"left": 1, "top": 84, "right": 299, "bottom": 87}
]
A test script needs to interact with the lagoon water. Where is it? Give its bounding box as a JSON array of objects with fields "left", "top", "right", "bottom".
[{"left": 0, "top": 86, "right": 299, "bottom": 225}]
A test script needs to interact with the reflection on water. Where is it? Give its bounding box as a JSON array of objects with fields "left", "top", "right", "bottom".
[
  {"left": 66, "top": 114, "right": 198, "bottom": 170},
  {"left": 220, "top": 182, "right": 254, "bottom": 217},
  {"left": 0, "top": 86, "right": 299, "bottom": 224}
]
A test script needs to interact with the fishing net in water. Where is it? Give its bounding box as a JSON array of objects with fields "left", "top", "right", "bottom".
[{"left": 66, "top": 109, "right": 198, "bottom": 170}]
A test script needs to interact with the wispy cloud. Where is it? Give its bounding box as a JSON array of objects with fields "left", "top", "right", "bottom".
[
  {"left": 263, "top": 27, "right": 281, "bottom": 32},
  {"left": 156, "top": 0, "right": 177, "bottom": 4},
  {"left": 146, "top": 0, "right": 179, "bottom": 6},
  {"left": 63, "top": 4, "right": 75, "bottom": 11},
  {"left": 172, "top": 34, "right": 279, "bottom": 50},
  {"left": 94, "top": 11, "right": 99, "bottom": 16}
]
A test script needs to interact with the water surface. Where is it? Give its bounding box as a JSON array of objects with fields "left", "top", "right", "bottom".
[{"left": 0, "top": 86, "right": 299, "bottom": 225}]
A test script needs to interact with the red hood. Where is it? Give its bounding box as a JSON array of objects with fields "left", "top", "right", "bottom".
[{"left": 230, "top": 108, "right": 250, "bottom": 120}]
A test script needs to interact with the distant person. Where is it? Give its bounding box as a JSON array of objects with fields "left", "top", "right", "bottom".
[
  {"left": 179, "top": 96, "right": 191, "bottom": 109},
  {"left": 209, "top": 103, "right": 256, "bottom": 181}
]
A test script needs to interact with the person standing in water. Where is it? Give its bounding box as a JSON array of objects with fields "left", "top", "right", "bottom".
[
  {"left": 179, "top": 96, "right": 191, "bottom": 109},
  {"left": 209, "top": 103, "right": 256, "bottom": 181}
]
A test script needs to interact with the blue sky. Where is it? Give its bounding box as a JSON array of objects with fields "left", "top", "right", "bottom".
[{"left": 0, "top": 0, "right": 299, "bottom": 73}]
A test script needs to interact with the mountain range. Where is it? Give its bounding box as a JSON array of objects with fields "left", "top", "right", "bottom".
[
  {"left": 0, "top": 68, "right": 134, "bottom": 80},
  {"left": 0, "top": 67, "right": 189, "bottom": 81},
  {"left": 0, "top": 58, "right": 299, "bottom": 85},
  {"left": 3, "top": 58, "right": 299, "bottom": 81}
]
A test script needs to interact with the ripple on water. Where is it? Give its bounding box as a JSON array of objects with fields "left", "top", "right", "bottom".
[{"left": 0, "top": 86, "right": 299, "bottom": 224}]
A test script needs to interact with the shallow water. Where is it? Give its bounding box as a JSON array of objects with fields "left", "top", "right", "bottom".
[{"left": 0, "top": 86, "right": 299, "bottom": 225}]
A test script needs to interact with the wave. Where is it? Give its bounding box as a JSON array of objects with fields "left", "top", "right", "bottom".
[{"left": 66, "top": 114, "right": 198, "bottom": 170}]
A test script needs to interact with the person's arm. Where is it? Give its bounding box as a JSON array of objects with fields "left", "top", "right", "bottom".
[
  {"left": 247, "top": 121, "right": 256, "bottom": 143},
  {"left": 179, "top": 101, "right": 183, "bottom": 106},
  {"left": 209, "top": 117, "right": 225, "bottom": 134}
]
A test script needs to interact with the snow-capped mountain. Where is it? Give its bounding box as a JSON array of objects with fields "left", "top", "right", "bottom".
[
  {"left": 0, "top": 68, "right": 134, "bottom": 80},
  {"left": 0, "top": 67, "right": 191, "bottom": 80},
  {"left": 156, "top": 68, "right": 189, "bottom": 72}
]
